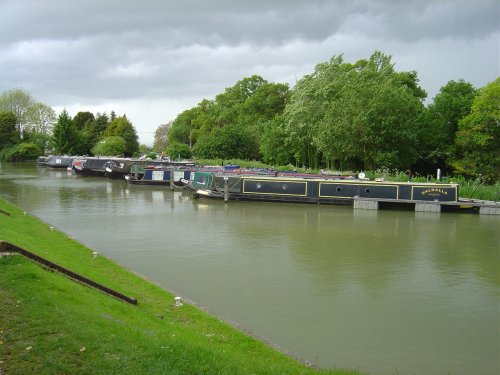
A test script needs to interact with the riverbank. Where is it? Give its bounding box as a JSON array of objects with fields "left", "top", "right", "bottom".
[{"left": 0, "top": 197, "right": 364, "bottom": 375}]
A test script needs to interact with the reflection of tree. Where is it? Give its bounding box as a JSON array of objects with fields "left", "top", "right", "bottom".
[
  {"left": 223, "top": 203, "right": 499, "bottom": 294},
  {"left": 288, "top": 208, "right": 416, "bottom": 294},
  {"left": 419, "top": 214, "right": 500, "bottom": 288}
]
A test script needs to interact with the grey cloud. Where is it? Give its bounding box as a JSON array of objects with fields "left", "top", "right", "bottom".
[
  {"left": 4, "top": 0, "right": 497, "bottom": 46},
  {"left": 0, "top": 0, "right": 498, "bottom": 142}
]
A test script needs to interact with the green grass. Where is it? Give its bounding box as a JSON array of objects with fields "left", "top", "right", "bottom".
[{"left": 0, "top": 197, "right": 364, "bottom": 375}]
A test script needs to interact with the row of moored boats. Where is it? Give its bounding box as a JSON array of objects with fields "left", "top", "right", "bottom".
[{"left": 37, "top": 155, "right": 460, "bottom": 205}]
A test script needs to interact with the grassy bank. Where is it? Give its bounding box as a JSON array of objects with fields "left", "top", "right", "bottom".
[{"left": 0, "top": 197, "right": 364, "bottom": 375}]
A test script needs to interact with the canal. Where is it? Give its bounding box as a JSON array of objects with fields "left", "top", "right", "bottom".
[{"left": 0, "top": 162, "right": 498, "bottom": 375}]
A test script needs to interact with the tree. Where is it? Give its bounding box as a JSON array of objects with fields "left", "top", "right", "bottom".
[
  {"left": 153, "top": 122, "right": 171, "bottom": 151},
  {"left": 0, "top": 111, "right": 20, "bottom": 150},
  {"left": 2, "top": 142, "right": 42, "bottom": 161},
  {"left": 91, "top": 136, "right": 126, "bottom": 156},
  {"left": 416, "top": 80, "right": 477, "bottom": 173},
  {"left": 0, "top": 88, "right": 35, "bottom": 134},
  {"left": 51, "top": 110, "right": 78, "bottom": 154},
  {"left": 103, "top": 115, "right": 139, "bottom": 157},
  {"left": 259, "top": 115, "right": 294, "bottom": 166},
  {"left": 25, "top": 103, "right": 56, "bottom": 153},
  {"left": 84, "top": 112, "right": 109, "bottom": 155},
  {"left": 25, "top": 102, "right": 56, "bottom": 135},
  {"left": 193, "top": 124, "right": 255, "bottom": 160},
  {"left": 166, "top": 142, "right": 192, "bottom": 160},
  {"left": 168, "top": 75, "right": 289, "bottom": 161},
  {"left": 73, "top": 111, "right": 95, "bottom": 131},
  {"left": 169, "top": 108, "right": 197, "bottom": 145},
  {"left": 282, "top": 52, "right": 426, "bottom": 170},
  {"left": 453, "top": 78, "right": 500, "bottom": 182}
]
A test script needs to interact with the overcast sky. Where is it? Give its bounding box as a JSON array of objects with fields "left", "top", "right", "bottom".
[{"left": 1, "top": 0, "right": 499, "bottom": 145}]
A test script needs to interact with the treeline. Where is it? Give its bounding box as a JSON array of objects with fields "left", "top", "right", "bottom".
[
  {"left": 0, "top": 88, "right": 140, "bottom": 160},
  {"left": 160, "top": 51, "right": 499, "bottom": 182}
]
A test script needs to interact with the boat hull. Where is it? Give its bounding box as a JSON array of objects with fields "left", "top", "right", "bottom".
[{"left": 194, "top": 175, "right": 459, "bottom": 205}]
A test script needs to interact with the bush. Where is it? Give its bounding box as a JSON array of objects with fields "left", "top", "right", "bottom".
[
  {"left": 91, "top": 136, "right": 126, "bottom": 156},
  {"left": 0, "top": 143, "right": 42, "bottom": 161},
  {"left": 166, "top": 142, "right": 192, "bottom": 160}
]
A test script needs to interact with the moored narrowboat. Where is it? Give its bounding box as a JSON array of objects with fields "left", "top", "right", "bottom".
[
  {"left": 73, "top": 157, "right": 113, "bottom": 177},
  {"left": 193, "top": 174, "right": 460, "bottom": 205},
  {"left": 126, "top": 166, "right": 194, "bottom": 186},
  {"left": 46, "top": 155, "right": 76, "bottom": 169}
]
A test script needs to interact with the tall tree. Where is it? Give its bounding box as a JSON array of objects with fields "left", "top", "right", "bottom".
[
  {"left": 260, "top": 115, "right": 294, "bottom": 166},
  {"left": 25, "top": 102, "right": 56, "bottom": 135},
  {"left": 169, "top": 108, "right": 198, "bottom": 145},
  {"left": 84, "top": 112, "right": 109, "bottom": 155},
  {"left": 0, "top": 111, "right": 20, "bottom": 150},
  {"left": 416, "top": 80, "right": 477, "bottom": 173},
  {"left": 0, "top": 88, "right": 35, "bottom": 134},
  {"left": 24, "top": 103, "right": 56, "bottom": 153},
  {"left": 453, "top": 78, "right": 500, "bottom": 182},
  {"left": 282, "top": 52, "right": 426, "bottom": 170},
  {"left": 103, "top": 115, "right": 139, "bottom": 157},
  {"left": 153, "top": 122, "right": 172, "bottom": 152},
  {"left": 73, "top": 111, "right": 95, "bottom": 131},
  {"left": 51, "top": 110, "right": 78, "bottom": 154}
]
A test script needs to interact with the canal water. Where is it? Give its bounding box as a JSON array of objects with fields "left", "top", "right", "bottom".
[{"left": 0, "top": 162, "right": 498, "bottom": 375}]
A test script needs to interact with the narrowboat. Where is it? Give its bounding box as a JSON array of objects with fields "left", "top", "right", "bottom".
[
  {"left": 105, "top": 158, "right": 141, "bottom": 179},
  {"left": 126, "top": 166, "right": 194, "bottom": 187},
  {"left": 192, "top": 173, "right": 459, "bottom": 205},
  {"left": 73, "top": 157, "right": 113, "bottom": 177},
  {"left": 37, "top": 156, "right": 49, "bottom": 166},
  {"left": 46, "top": 155, "right": 76, "bottom": 169}
]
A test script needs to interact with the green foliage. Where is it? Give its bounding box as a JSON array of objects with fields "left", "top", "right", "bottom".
[
  {"left": 193, "top": 124, "right": 256, "bottom": 159},
  {"left": 51, "top": 110, "right": 79, "bottom": 155},
  {"left": 72, "top": 111, "right": 95, "bottom": 131},
  {"left": 283, "top": 52, "right": 425, "bottom": 170},
  {"left": 416, "top": 80, "right": 477, "bottom": 173},
  {"left": 91, "top": 136, "right": 126, "bottom": 156},
  {"left": 104, "top": 115, "right": 139, "bottom": 157},
  {"left": 0, "top": 111, "right": 20, "bottom": 149},
  {"left": 0, "top": 142, "right": 42, "bottom": 161},
  {"left": 452, "top": 177, "right": 500, "bottom": 201},
  {"left": 24, "top": 102, "right": 56, "bottom": 136},
  {"left": 153, "top": 122, "right": 171, "bottom": 151},
  {"left": 0, "top": 88, "right": 34, "bottom": 133},
  {"left": 166, "top": 75, "right": 289, "bottom": 160},
  {"left": 166, "top": 142, "right": 192, "bottom": 159},
  {"left": 83, "top": 112, "right": 110, "bottom": 155},
  {"left": 259, "top": 115, "right": 294, "bottom": 165},
  {"left": 21, "top": 131, "right": 51, "bottom": 154},
  {"left": 453, "top": 78, "right": 500, "bottom": 182},
  {"left": 168, "top": 107, "right": 198, "bottom": 145}
]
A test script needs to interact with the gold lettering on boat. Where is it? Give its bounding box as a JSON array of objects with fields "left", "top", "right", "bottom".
[{"left": 421, "top": 188, "right": 448, "bottom": 196}]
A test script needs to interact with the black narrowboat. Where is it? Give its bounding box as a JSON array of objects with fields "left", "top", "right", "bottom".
[{"left": 193, "top": 174, "right": 459, "bottom": 205}]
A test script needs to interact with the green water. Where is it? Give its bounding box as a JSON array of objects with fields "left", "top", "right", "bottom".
[{"left": 1, "top": 162, "right": 499, "bottom": 375}]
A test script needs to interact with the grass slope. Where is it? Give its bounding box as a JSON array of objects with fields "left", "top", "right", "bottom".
[{"left": 0, "top": 198, "right": 364, "bottom": 375}]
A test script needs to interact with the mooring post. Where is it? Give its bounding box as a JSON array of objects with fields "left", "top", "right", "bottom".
[
  {"left": 224, "top": 176, "right": 229, "bottom": 202},
  {"left": 169, "top": 170, "right": 174, "bottom": 191}
]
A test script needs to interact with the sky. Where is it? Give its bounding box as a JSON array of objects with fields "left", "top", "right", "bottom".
[{"left": 1, "top": 0, "right": 499, "bottom": 146}]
